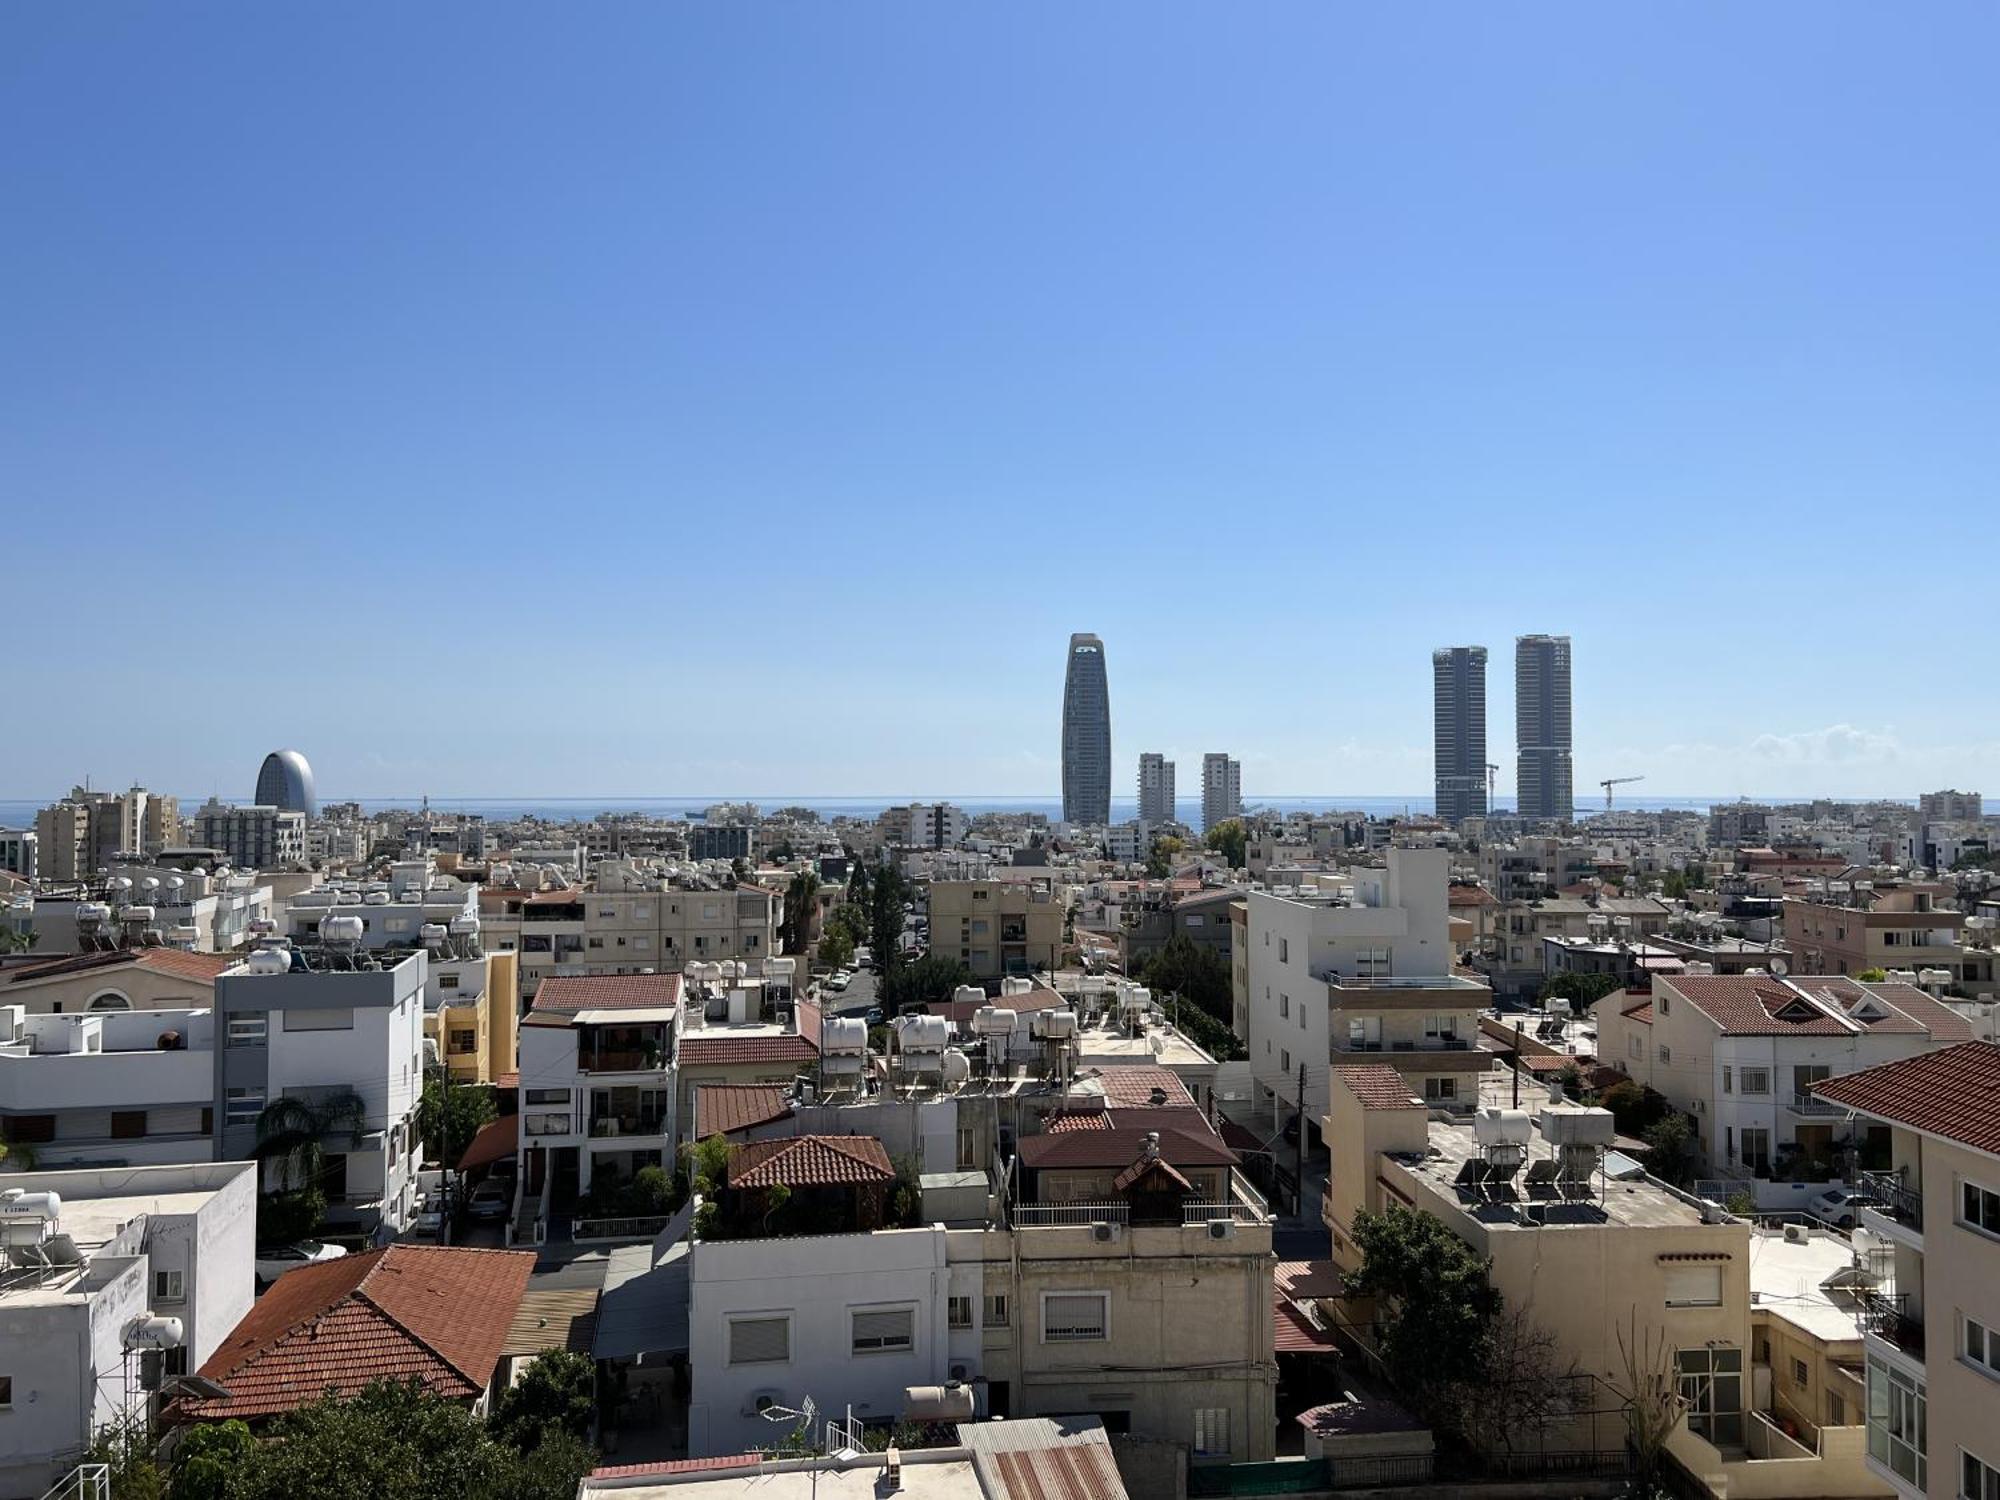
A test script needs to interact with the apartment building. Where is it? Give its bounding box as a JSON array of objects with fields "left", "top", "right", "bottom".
[
  {"left": 0, "top": 829, "right": 35, "bottom": 884},
  {"left": 1815, "top": 1044, "right": 2000, "bottom": 1500},
  {"left": 683, "top": 1100, "right": 1275, "bottom": 1463},
  {"left": 1244, "top": 848, "right": 1493, "bottom": 1130},
  {"left": 1595, "top": 972, "right": 1974, "bottom": 1178},
  {"left": 1061, "top": 633, "right": 1112, "bottom": 826},
  {"left": 212, "top": 951, "right": 427, "bottom": 1241},
  {"left": 0, "top": 1161, "right": 255, "bottom": 1498},
  {"left": 929, "top": 879, "right": 1064, "bottom": 980},
  {"left": 1201, "top": 753, "right": 1242, "bottom": 834},
  {"left": 1514, "top": 633, "right": 1574, "bottom": 823},
  {"left": 1918, "top": 789, "right": 1983, "bottom": 822},
  {"left": 882, "top": 803, "right": 969, "bottom": 849},
  {"left": 1432, "top": 645, "right": 1488, "bottom": 825},
  {"left": 1475, "top": 892, "right": 1672, "bottom": 1003},
  {"left": 1784, "top": 883, "right": 1997, "bottom": 995},
  {"left": 429, "top": 948, "right": 518, "bottom": 1086},
  {"left": 691, "top": 825, "right": 754, "bottom": 862},
  {"left": 1138, "top": 753, "right": 1176, "bottom": 826},
  {"left": 188, "top": 799, "right": 305, "bottom": 870}
]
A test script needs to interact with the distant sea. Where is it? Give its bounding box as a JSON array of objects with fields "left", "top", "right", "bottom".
[{"left": 0, "top": 793, "right": 1911, "bottom": 827}]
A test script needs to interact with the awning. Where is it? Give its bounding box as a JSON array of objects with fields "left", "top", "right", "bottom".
[
  {"left": 593, "top": 1241, "right": 689, "bottom": 1361},
  {"left": 458, "top": 1115, "right": 518, "bottom": 1173}
]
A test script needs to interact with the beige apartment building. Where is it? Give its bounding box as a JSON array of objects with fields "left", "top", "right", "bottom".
[
  {"left": 426, "top": 948, "right": 520, "bottom": 1086},
  {"left": 1784, "top": 885, "right": 1997, "bottom": 995},
  {"left": 1816, "top": 1043, "right": 2000, "bottom": 1500},
  {"left": 1594, "top": 973, "right": 1974, "bottom": 1179},
  {"left": 929, "top": 878, "right": 1064, "bottom": 979}
]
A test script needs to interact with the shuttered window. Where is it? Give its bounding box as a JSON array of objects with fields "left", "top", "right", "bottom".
[
  {"left": 1194, "top": 1407, "right": 1230, "bottom": 1457},
  {"left": 1663, "top": 1265, "right": 1723, "bottom": 1307},
  {"left": 851, "top": 1307, "right": 915, "bottom": 1353},
  {"left": 1042, "top": 1292, "right": 1108, "bottom": 1343},
  {"left": 728, "top": 1316, "right": 790, "bottom": 1365}
]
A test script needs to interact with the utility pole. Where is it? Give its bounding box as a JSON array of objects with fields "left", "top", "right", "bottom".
[
  {"left": 1512, "top": 1021, "right": 1523, "bottom": 1108},
  {"left": 1295, "top": 1062, "right": 1307, "bottom": 1217}
]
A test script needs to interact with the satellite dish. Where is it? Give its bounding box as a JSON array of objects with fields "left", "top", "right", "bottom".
[{"left": 1770, "top": 958, "right": 1789, "bottom": 976}]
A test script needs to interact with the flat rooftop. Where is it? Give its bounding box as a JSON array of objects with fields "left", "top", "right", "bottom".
[
  {"left": 1071, "top": 1016, "right": 1215, "bottom": 1067},
  {"left": 1748, "top": 1227, "right": 1867, "bottom": 1343},
  {"left": 589, "top": 1455, "right": 983, "bottom": 1500},
  {"left": 1396, "top": 1119, "right": 1716, "bottom": 1231}
]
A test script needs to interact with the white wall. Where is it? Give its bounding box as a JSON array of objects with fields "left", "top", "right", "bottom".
[{"left": 687, "top": 1226, "right": 969, "bottom": 1457}]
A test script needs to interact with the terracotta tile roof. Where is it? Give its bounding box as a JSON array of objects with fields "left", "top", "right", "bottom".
[
  {"left": 1448, "top": 885, "right": 1498, "bottom": 908},
  {"left": 1813, "top": 1042, "right": 2000, "bottom": 1158},
  {"left": 593, "top": 1455, "right": 763, "bottom": 1480},
  {"left": 729, "top": 1134, "right": 896, "bottom": 1189},
  {"left": 1044, "top": 1110, "right": 1114, "bottom": 1133},
  {"left": 6, "top": 947, "right": 231, "bottom": 985},
  {"left": 1017, "top": 1125, "right": 1237, "bottom": 1171},
  {"left": 1620, "top": 1000, "right": 1655, "bottom": 1024},
  {"left": 183, "top": 1246, "right": 533, "bottom": 1422},
  {"left": 695, "top": 1084, "right": 793, "bottom": 1137},
  {"left": 679, "top": 1032, "right": 818, "bottom": 1066},
  {"left": 1273, "top": 1263, "right": 1344, "bottom": 1353},
  {"left": 1090, "top": 1065, "right": 1194, "bottom": 1109},
  {"left": 1334, "top": 1065, "right": 1423, "bottom": 1111},
  {"left": 1660, "top": 975, "right": 1969, "bottom": 1039},
  {"left": 1515, "top": 1053, "right": 1574, "bottom": 1074},
  {"left": 531, "top": 971, "right": 682, "bottom": 1014}
]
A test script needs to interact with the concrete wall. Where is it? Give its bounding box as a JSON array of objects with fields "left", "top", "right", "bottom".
[{"left": 1919, "top": 1133, "right": 2000, "bottom": 1492}]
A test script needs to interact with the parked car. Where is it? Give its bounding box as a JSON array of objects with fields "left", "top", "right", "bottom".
[
  {"left": 467, "top": 1180, "right": 513, "bottom": 1221},
  {"left": 1808, "top": 1186, "right": 1882, "bottom": 1230},
  {"left": 255, "top": 1241, "right": 347, "bottom": 1288},
  {"left": 864, "top": 1007, "right": 884, "bottom": 1027},
  {"left": 827, "top": 971, "right": 852, "bottom": 993},
  {"left": 411, "top": 1192, "right": 444, "bottom": 1238}
]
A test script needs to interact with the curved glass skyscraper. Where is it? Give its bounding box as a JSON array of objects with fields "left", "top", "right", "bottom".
[
  {"left": 1061, "top": 633, "right": 1111, "bottom": 825},
  {"left": 256, "top": 748, "right": 317, "bottom": 817}
]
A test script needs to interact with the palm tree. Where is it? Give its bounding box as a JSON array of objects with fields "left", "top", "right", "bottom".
[
  {"left": 0, "top": 928, "right": 38, "bottom": 956},
  {"left": 254, "top": 1088, "right": 369, "bottom": 1194},
  {"left": 783, "top": 870, "right": 821, "bottom": 955}
]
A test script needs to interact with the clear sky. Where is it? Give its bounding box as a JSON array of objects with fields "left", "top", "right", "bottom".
[{"left": 6, "top": 5, "right": 1997, "bottom": 802}]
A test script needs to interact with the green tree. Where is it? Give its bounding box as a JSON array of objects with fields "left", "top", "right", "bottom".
[
  {"left": 254, "top": 1089, "right": 367, "bottom": 1244},
  {"left": 1599, "top": 1079, "right": 1668, "bottom": 1137},
  {"left": 1138, "top": 932, "right": 1232, "bottom": 1026},
  {"left": 869, "top": 865, "right": 910, "bottom": 975},
  {"left": 1537, "top": 971, "right": 1622, "bottom": 1007},
  {"left": 826, "top": 902, "right": 869, "bottom": 948},
  {"left": 417, "top": 1080, "right": 497, "bottom": 1168},
  {"left": 1143, "top": 835, "right": 1184, "bottom": 879},
  {"left": 1203, "top": 819, "right": 1247, "bottom": 870},
  {"left": 490, "top": 1351, "right": 596, "bottom": 1452},
  {"left": 1856, "top": 967, "right": 1888, "bottom": 983},
  {"left": 846, "top": 858, "right": 872, "bottom": 913},
  {"left": 1642, "top": 1113, "right": 1699, "bottom": 1187},
  {"left": 1346, "top": 1204, "right": 1503, "bottom": 1419},
  {"left": 880, "top": 954, "right": 971, "bottom": 1015},
  {"left": 216, "top": 1379, "right": 593, "bottom": 1500},
  {"left": 780, "top": 870, "right": 821, "bottom": 955},
  {"left": 0, "top": 927, "right": 38, "bottom": 956},
  {"left": 818, "top": 926, "right": 855, "bottom": 971},
  {"left": 168, "top": 1419, "right": 254, "bottom": 1500}
]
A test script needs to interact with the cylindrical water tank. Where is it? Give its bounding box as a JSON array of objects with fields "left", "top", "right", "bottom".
[
  {"left": 972, "top": 1007, "right": 1017, "bottom": 1037},
  {"left": 449, "top": 914, "right": 481, "bottom": 937},
  {"left": 951, "top": 986, "right": 986, "bottom": 1008},
  {"left": 121, "top": 906, "right": 157, "bottom": 924},
  {"left": 419, "top": 924, "right": 450, "bottom": 948},
  {"left": 1033, "top": 1008, "right": 1077, "bottom": 1040},
  {"left": 246, "top": 948, "right": 291, "bottom": 976},
  {"left": 321, "top": 915, "right": 366, "bottom": 944},
  {"left": 939, "top": 1048, "right": 972, "bottom": 1085},
  {"left": 122, "top": 1315, "right": 185, "bottom": 1350},
  {"left": 894, "top": 1014, "right": 950, "bottom": 1051},
  {"left": 822, "top": 1017, "right": 868, "bottom": 1055},
  {"left": 0, "top": 1190, "right": 62, "bottom": 1221},
  {"left": 1473, "top": 1107, "right": 1533, "bottom": 1147}
]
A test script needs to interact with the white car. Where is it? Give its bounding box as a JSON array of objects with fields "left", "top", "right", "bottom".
[
  {"left": 1808, "top": 1187, "right": 1882, "bottom": 1230},
  {"left": 255, "top": 1241, "right": 348, "bottom": 1288},
  {"left": 826, "top": 971, "right": 852, "bottom": 993}
]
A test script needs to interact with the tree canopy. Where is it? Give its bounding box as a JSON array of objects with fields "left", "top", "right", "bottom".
[
  {"left": 1143, "top": 835, "right": 1184, "bottom": 879},
  {"left": 1537, "top": 971, "right": 1622, "bottom": 1007},
  {"left": 489, "top": 1351, "right": 596, "bottom": 1453},
  {"left": 417, "top": 1080, "right": 497, "bottom": 1168},
  {"left": 880, "top": 954, "right": 971, "bottom": 1015},
  {"left": 1203, "top": 819, "right": 1247, "bottom": 869}
]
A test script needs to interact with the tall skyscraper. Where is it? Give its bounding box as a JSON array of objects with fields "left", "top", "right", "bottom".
[
  {"left": 1137, "top": 753, "right": 1176, "bottom": 826},
  {"left": 1515, "top": 634, "right": 1574, "bottom": 822},
  {"left": 1061, "top": 634, "right": 1111, "bottom": 825},
  {"left": 1201, "top": 753, "right": 1241, "bottom": 833},
  {"left": 1432, "top": 646, "right": 1488, "bottom": 825}
]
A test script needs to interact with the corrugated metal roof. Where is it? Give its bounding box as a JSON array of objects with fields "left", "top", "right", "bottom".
[{"left": 593, "top": 1241, "right": 690, "bottom": 1361}]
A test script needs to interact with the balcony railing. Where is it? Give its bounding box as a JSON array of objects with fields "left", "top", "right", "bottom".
[
  {"left": 1788, "top": 1092, "right": 1845, "bottom": 1117},
  {"left": 1860, "top": 1169, "right": 1924, "bottom": 1230},
  {"left": 1182, "top": 1202, "right": 1265, "bottom": 1225},
  {"left": 590, "top": 1116, "right": 667, "bottom": 1138},
  {"left": 1860, "top": 1290, "right": 1925, "bottom": 1358},
  {"left": 1012, "top": 1202, "right": 1129, "bottom": 1228}
]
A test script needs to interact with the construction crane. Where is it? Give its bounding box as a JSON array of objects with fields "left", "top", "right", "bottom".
[{"left": 1600, "top": 775, "right": 1644, "bottom": 810}]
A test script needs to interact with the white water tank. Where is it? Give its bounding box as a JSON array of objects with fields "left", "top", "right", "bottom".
[
  {"left": 1473, "top": 1108, "right": 1533, "bottom": 1147},
  {"left": 121, "top": 905, "right": 157, "bottom": 924},
  {"left": 321, "top": 915, "right": 365, "bottom": 945},
  {"left": 1119, "top": 985, "right": 1151, "bottom": 1014},
  {"left": 420, "top": 924, "right": 450, "bottom": 949},
  {"left": 822, "top": 1017, "right": 868, "bottom": 1056},
  {"left": 940, "top": 1048, "right": 972, "bottom": 1085},
  {"left": 449, "top": 914, "right": 481, "bottom": 937},
  {"left": 951, "top": 986, "right": 986, "bottom": 1008},
  {"left": 1537, "top": 1103, "right": 1616, "bottom": 1147},
  {"left": 894, "top": 1014, "right": 951, "bottom": 1052},
  {"left": 972, "top": 1007, "right": 1017, "bottom": 1037},
  {"left": 122, "top": 1315, "right": 184, "bottom": 1350},
  {"left": 1032, "top": 1008, "right": 1077, "bottom": 1040},
  {"left": 246, "top": 948, "right": 291, "bottom": 976}
]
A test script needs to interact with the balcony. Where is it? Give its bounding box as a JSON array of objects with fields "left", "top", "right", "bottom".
[
  {"left": 1860, "top": 1291, "right": 1925, "bottom": 1360},
  {"left": 590, "top": 1114, "right": 668, "bottom": 1139},
  {"left": 1859, "top": 1169, "right": 1923, "bottom": 1231},
  {"left": 1788, "top": 1092, "right": 1846, "bottom": 1118},
  {"left": 1013, "top": 1202, "right": 1129, "bottom": 1228}
]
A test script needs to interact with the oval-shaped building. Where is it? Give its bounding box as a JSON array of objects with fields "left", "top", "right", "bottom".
[{"left": 255, "top": 748, "right": 317, "bottom": 816}]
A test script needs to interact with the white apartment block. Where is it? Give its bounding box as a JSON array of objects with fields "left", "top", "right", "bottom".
[
  {"left": 188, "top": 799, "right": 305, "bottom": 870},
  {"left": 882, "top": 803, "right": 969, "bottom": 850},
  {"left": 1244, "top": 847, "right": 1491, "bottom": 1129},
  {"left": 1200, "top": 754, "right": 1241, "bottom": 834},
  {"left": 0, "top": 1161, "right": 255, "bottom": 1498},
  {"left": 1137, "top": 754, "right": 1176, "bottom": 826},
  {"left": 1595, "top": 973, "right": 1976, "bottom": 1178}
]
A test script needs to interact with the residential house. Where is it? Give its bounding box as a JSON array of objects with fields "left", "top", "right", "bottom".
[{"left": 929, "top": 879, "right": 1065, "bottom": 980}]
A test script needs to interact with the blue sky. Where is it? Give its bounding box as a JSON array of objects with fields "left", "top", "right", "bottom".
[{"left": 5, "top": 5, "right": 1997, "bottom": 802}]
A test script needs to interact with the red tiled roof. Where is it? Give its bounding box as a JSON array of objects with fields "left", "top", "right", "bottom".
[
  {"left": 1018, "top": 1125, "right": 1237, "bottom": 1171},
  {"left": 1112, "top": 1152, "right": 1193, "bottom": 1193},
  {"left": 1621, "top": 1000, "right": 1655, "bottom": 1024},
  {"left": 1090, "top": 1066, "right": 1194, "bottom": 1109},
  {"left": 6, "top": 947, "right": 232, "bottom": 985},
  {"left": 1448, "top": 885, "right": 1497, "bottom": 908},
  {"left": 729, "top": 1134, "right": 895, "bottom": 1189},
  {"left": 182, "top": 1246, "right": 533, "bottom": 1422},
  {"left": 530, "top": 971, "right": 682, "bottom": 1014},
  {"left": 1516, "top": 1053, "right": 1573, "bottom": 1074},
  {"left": 679, "top": 1032, "right": 818, "bottom": 1066},
  {"left": 1661, "top": 975, "right": 1970, "bottom": 1039},
  {"left": 1813, "top": 1042, "right": 2000, "bottom": 1158},
  {"left": 593, "top": 1455, "right": 763, "bottom": 1480},
  {"left": 457, "top": 1115, "right": 518, "bottom": 1173},
  {"left": 1334, "top": 1065, "right": 1423, "bottom": 1111},
  {"left": 1044, "top": 1110, "right": 1114, "bottom": 1133},
  {"left": 696, "top": 1084, "right": 793, "bottom": 1137}
]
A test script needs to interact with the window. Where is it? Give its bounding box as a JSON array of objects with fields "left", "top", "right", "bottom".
[
  {"left": 111, "top": 1111, "right": 147, "bottom": 1140},
  {"left": 1658, "top": 993, "right": 1670, "bottom": 1015},
  {"left": 1659, "top": 1044, "right": 1672, "bottom": 1064},
  {"left": 851, "top": 1306, "right": 915, "bottom": 1353},
  {"left": 1664, "top": 1265, "right": 1723, "bottom": 1308},
  {"left": 1278, "top": 994, "right": 1289, "bottom": 1019},
  {"left": 1742, "top": 1129, "right": 1771, "bottom": 1172},
  {"left": 226, "top": 1013, "right": 268, "bottom": 1046},
  {"left": 1827, "top": 1391, "right": 1843, "bottom": 1426},
  {"left": 983, "top": 1294, "right": 1009, "bottom": 1328},
  {"left": 1965, "top": 1451, "right": 2000, "bottom": 1500},
  {"left": 450, "top": 1029, "right": 477, "bottom": 1053},
  {"left": 153, "top": 1270, "right": 184, "bottom": 1302},
  {"left": 1740, "top": 1067, "right": 1770, "bottom": 1095},
  {"left": 1629, "top": 1035, "right": 1643, "bottom": 1061},
  {"left": 526, "top": 1088, "right": 570, "bottom": 1105},
  {"left": 957, "top": 1128, "right": 978, "bottom": 1169},
  {"left": 1278, "top": 938, "right": 1288, "bottom": 963},
  {"left": 1424, "top": 1077, "right": 1457, "bottom": 1102},
  {"left": 437, "top": 972, "right": 460, "bottom": 990},
  {"left": 225, "top": 1088, "right": 265, "bottom": 1123},
  {"left": 1964, "top": 1316, "right": 2000, "bottom": 1380},
  {"left": 948, "top": 1297, "right": 974, "bottom": 1330},
  {"left": 1791, "top": 1357, "right": 1810, "bottom": 1385},
  {"left": 1722, "top": 1066, "right": 1733, "bottom": 1094},
  {"left": 1281, "top": 1049, "right": 1290, "bottom": 1075},
  {"left": 1867, "top": 1355, "right": 1926, "bottom": 1491},
  {"left": 728, "top": 1315, "right": 790, "bottom": 1365},
  {"left": 1041, "top": 1292, "right": 1108, "bottom": 1343},
  {"left": 1193, "top": 1407, "right": 1230, "bottom": 1458},
  {"left": 1963, "top": 1180, "right": 2000, "bottom": 1236},
  {"left": 0, "top": 1376, "right": 10, "bottom": 1410},
  {"left": 1678, "top": 1346, "right": 1744, "bottom": 1447}
]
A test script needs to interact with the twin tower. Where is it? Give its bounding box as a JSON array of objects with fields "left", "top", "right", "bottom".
[{"left": 1434, "top": 635, "right": 1572, "bottom": 824}]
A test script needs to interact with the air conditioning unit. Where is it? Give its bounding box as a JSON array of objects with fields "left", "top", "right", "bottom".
[
  {"left": 1207, "top": 1218, "right": 1237, "bottom": 1240},
  {"left": 949, "top": 1363, "right": 971, "bottom": 1383},
  {"left": 1783, "top": 1222, "right": 1809, "bottom": 1245},
  {"left": 1090, "top": 1221, "right": 1120, "bottom": 1243}
]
